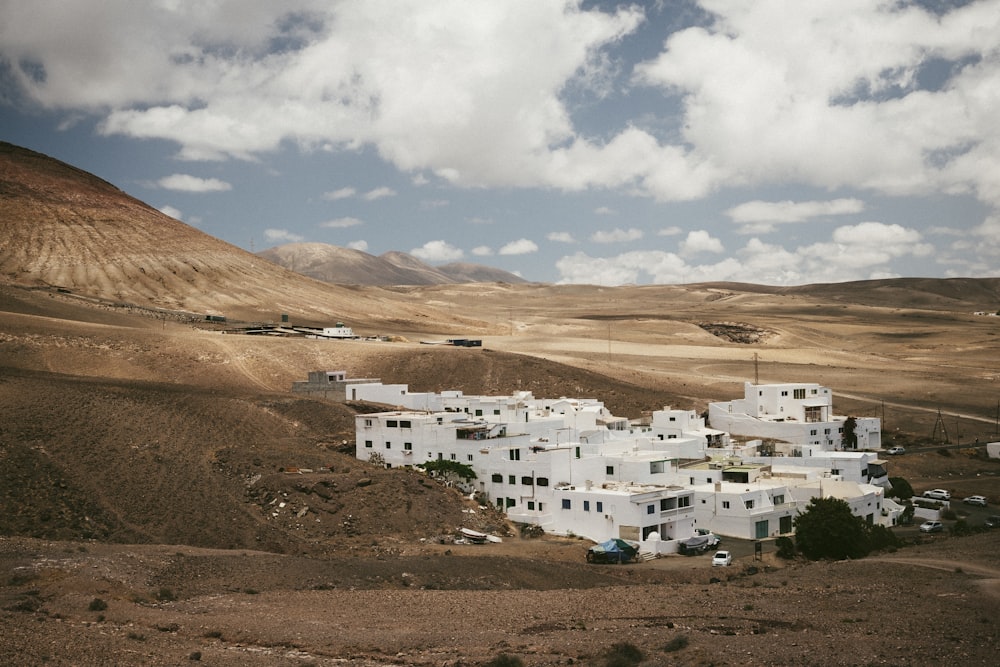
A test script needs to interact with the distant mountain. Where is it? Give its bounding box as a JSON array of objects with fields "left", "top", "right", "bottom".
[
  {"left": 260, "top": 243, "right": 526, "bottom": 286},
  {"left": 0, "top": 141, "right": 484, "bottom": 330}
]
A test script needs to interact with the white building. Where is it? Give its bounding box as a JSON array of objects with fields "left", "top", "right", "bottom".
[
  {"left": 351, "top": 381, "right": 896, "bottom": 551},
  {"left": 708, "top": 382, "right": 881, "bottom": 452}
]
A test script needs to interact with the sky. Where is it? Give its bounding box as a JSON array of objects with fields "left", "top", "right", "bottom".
[{"left": 2, "top": 0, "right": 999, "bottom": 286}]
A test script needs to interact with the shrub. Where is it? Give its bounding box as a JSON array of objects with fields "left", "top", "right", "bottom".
[
  {"left": 603, "top": 642, "right": 644, "bottom": 667},
  {"left": 662, "top": 635, "right": 689, "bottom": 653},
  {"left": 775, "top": 535, "right": 796, "bottom": 559},
  {"left": 482, "top": 654, "right": 523, "bottom": 667},
  {"left": 886, "top": 477, "right": 914, "bottom": 500},
  {"left": 88, "top": 598, "right": 108, "bottom": 612}
]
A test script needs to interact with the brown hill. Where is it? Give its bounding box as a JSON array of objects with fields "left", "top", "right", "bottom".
[{"left": 0, "top": 141, "right": 484, "bottom": 332}]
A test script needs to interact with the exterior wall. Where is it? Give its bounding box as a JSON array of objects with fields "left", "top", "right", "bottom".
[{"left": 708, "top": 382, "right": 881, "bottom": 451}]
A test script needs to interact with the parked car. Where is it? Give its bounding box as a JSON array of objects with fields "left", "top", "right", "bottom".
[
  {"left": 695, "top": 528, "right": 721, "bottom": 547},
  {"left": 885, "top": 446, "right": 906, "bottom": 455},
  {"left": 711, "top": 550, "right": 732, "bottom": 567},
  {"left": 985, "top": 515, "right": 1000, "bottom": 528},
  {"left": 923, "top": 489, "right": 951, "bottom": 501},
  {"left": 919, "top": 520, "right": 944, "bottom": 533},
  {"left": 963, "top": 495, "right": 988, "bottom": 507}
]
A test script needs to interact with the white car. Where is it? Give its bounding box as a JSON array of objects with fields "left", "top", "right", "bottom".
[
  {"left": 963, "top": 495, "right": 988, "bottom": 507},
  {"left": 919, "top": 520, "right": 943, "bottom": 533},
  {"left": 923, "top": 489, "right": 951, "bottom": 501},
  {"left": 711, "top": 550, "right": 732, "bottom": 567},
  {"left": 885, "top": 446, "right": 906, "bottom": 455}
]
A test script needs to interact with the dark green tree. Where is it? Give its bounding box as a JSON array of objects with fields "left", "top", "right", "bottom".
[
  {"left": 842, "top": 416, "right": 858, "bottom": 449},
  {"left": 416, "top": 459, "right": 477, "bottom": 482},
  {"left": 794, "top": 497, "right": 870, "bottom": 560},
  {"left": 885, "top": 476, "right": 914, "bottom": 500}
]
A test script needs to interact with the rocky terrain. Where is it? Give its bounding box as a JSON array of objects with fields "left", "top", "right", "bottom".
[{"left": 2, "top": 142, "right": 1000, "bottom": 665}]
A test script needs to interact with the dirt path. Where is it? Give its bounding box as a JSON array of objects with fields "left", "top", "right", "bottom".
[{"left": 868, "top": 556, "right": 1000, "bottom": 598}]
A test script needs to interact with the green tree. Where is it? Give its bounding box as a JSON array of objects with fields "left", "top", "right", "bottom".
[
  {"left": 794, "top": 497, "right": 870, "bottom": 560},
  {"left": 416, "top": 459, "right": 477, "bottom": 482},
  {"left": 842, "top": 416, "right": 858, "bottom": 449},
  {"left": 885, "top": 476, "right": 914, "bottom": 499}
]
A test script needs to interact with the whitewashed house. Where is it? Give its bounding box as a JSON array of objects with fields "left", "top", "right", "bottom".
[{"left": 708, "top": 382, "right": 881, "bottom": 452}]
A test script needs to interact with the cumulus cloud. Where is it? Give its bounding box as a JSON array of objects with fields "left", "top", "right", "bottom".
[
  {"left": 411, "top": 240, "right": 463, "bottom": 262},
  {"left": 679, "top": 230, "right": 724, "bottom": 257},
  {"left": 547, "top": 231, "right": 576, "bottom": 243},
  {"left": 472, "top": 245, "right": 494, "bottom": 256},
  {"left": 156, "top": 173, "right": 231, "bottom": 192},
  {"left": 363, "top": 186, "right": 396, "bottom": 201},
  {"left": 727, "top": 198, "right": 866, "bottom": 234},
  {"left": 557, "top": 221, "right": 934, "bottom": 286},
  {"left": 346, "top": 240, "right": 369, "bottom": 251},
  {"left": 657, "top": 226, "right": 682, "bottom": 236},
  {"left": 319, "top": 217, "right": 363, "bottom": 229},
  {"left": 264, "top": 228, "right": 304, "bottom": 243},
  {"left": 591, "top": 227, "right": 644, "bottom": 243},
  {"left": 322, "top": 187, "right": 356, "bottom": 201},
  {"left": 499, "top": 238, "right": 538, "bottom": 255},
  {"left": 158, "top": 205, "right": 183, "bottom": 220}
]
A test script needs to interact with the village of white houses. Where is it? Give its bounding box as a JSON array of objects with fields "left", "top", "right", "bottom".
[{"left": 295, "top": 371, "right": 893, "bottom": 555}]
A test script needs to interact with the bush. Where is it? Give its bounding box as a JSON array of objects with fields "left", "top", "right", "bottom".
[
  {"left": 886, "top": 477, "right": 914, "bottom": 500},
  {"left": 88, "top": 598, "right": 108, "bottom": 612},
  {"left": 662, "top": 635, "right": 689, "bottom": 652},
  {"left": 482, "top": 654, "right": 523, "bottom": 667},
  {"left": 867, "top": 524, "right": 900, "bottom": 551},
  {"left": 775, "top": 535, "right": 796, "bottom": 559},
  {"left": 794, "top": 497, "right": 870, "bottom": 560},
  {"left": 603, "top": 642, "right": 644, "bottom": 667}
]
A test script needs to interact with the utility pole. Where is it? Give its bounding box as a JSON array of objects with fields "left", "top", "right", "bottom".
[
  {"left": 931, "top": 408, "right": 950, "bottom": 444},
  {"left": 753, "top": 352, "right": 759, "bottom": 385}
]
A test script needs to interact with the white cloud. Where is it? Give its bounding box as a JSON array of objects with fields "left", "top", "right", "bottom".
[
  {"left": 323, "top": 187, "right": 356, "bottom": 201},
  {"left": 547, "top": 231, "right": 576, "bottom": 243},
  {"left": 157, "top": 173, "right": 231, "bottom": 192},
  {"left": 346, "top": 240, "right": 369, "bottom": 251},
  {"left": 264, "top": 228, "right": 304, "bottom": 243},
  {"left": 657, "top": 226, "right": 682, "bottom": 237},
  {"left": 158, "top": 205, "right": 183, "bottom": 220},
  {"left": 591, "top": 227, "right": 644, "bottom": 243},
  {"left": 679, "top": 230, "right": 724, "bottom": 257},
  {"left": 498, "top": 238, "right": 538, "bottom": 255},
  {"left": 468, "top": 216, "right": 493, "bottom": 225},
  {"left": 727, "top": 198, "right": 865, "bottom": 224},
  {"left": 420, "top": 199, "right": 449, "bottom": 209},
  {"left": 411, "top": 240, "right": 463, "bottom": 262},
  {"left": 472, "top": 245, "right": 494, "bottom": 256},
  {"left": 319, "top": 217, "right": 363, "bottom": 229},
  {"left": 594, "top": 206, "right": 617, "bottom": 215},
  {"left": 557, "top": 221, "right": 935, "bottom": 286},
  {"left": 363, "top": 186, "right": 396, "bottom": 201}
]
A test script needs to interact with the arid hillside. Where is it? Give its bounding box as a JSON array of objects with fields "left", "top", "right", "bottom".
[{"left": 2, "top": 142, "right": 1000, "bottom": 666}]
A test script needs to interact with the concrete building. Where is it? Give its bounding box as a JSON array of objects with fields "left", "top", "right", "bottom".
[{"left": 708, "top": 382, "right": 881, "bottom": 452}]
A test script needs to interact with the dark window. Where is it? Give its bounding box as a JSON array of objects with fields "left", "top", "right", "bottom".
[
  {"left": 562, "top": 499, "right": 571, "bottom": 510},
  {"left": 521, "top": 476, "right": 533, "bottom": 485},
  {"left": 399, "top": 420, "right": 411, "bottom": 428},
  {"left": 596, "top": 502, "right": 603, "bottom": 512},
  {"left": 404, "top": 442, "right": 412, "bottom": 451},
  {"left": 508, "top": 475, "right": 516, "bottom": 485},
  {"left": 527, "top": 501, "right": 535, "bottom": 510},
  {"left": 647, "top": 504, "right": 655, "bottom": 514},
  {"left": 491, "top": 473, "right": 503, "bottom": 483},
  {"left": 535, "top": 477, "right": 549, "bottom": 486},
  {"left": 606, "top": 466, "right": 614, "bottom": 475},
  {"left": 364, "top": 440, "right": 373, "bottom": 448},
  {"left": 678, "top": 495, "right": 691, "bottom": 508},
  {"left": 583, "top": 501, "right": 590, "bottom": 511},
  {"left": 385, "top": 441, "right": 391, "bottom": 449},
  {"left": 386, "top": 420, "right": 398, "bottom": 427}
]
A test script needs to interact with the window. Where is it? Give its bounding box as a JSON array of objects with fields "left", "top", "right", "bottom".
[
  {"left": 650, "top": 461, "right": 664, "bottom": 474},
  {"left": 722, "top": 501, "right": 730, "bottom": 509},
  {"left": 824, "top": 428, "right": 831, "bottom": 434},
  {"left": 562, "top": 499, "right": 571, "bottom": 510},
  {"left": 660, "top": 498, "right": 676, "bottom": 511},
  {"left": 606, "top": 465, "right": 614, "bottom": 476},
  {"left": 583, "top": 501, "right": 590, "bottom": 511},
  {"left": 669, "top": 416, "right": 676, "bottom": 422},
  {"left": 527, "top": 501, "right": 535, "bottom": 510},
  {"left": 399, "top": 420, "right": 411, "bottom": 428},
  {"left": 773, "top": 494, "right": 784, "bottom": 505},
  {"left": 794, "top": 389, "right": 805, "bottom": 399},
  {"left": 596, "top": 502, "right": 603, "bottom": 513},
  {"left": 647, "top": 504, "right": 655, "bottom": 514},
  {"left": 505, "top": 498, "right": 515, "bottom": 508},
  {"left": 386, "top": 419, "right": 398, "bottom": 428},
  {"left": 667, "top": 434, "right": 677, "bottom": 439},
  {"left": 493, "top": 409, "right": 500, "bottom": 415},
  {"left": 810, "top": 429, "right": 817, "bottom": 436},
  {"left": 678, "top": 495, "right": 691, "bottom": 508},
  {"left": 521, "top": 476, "right": 533, "bottom": 485},
  {"left": 575, "top": 446, "right": 580, "bottom": 459},
  {"left": 467, "top": 455, "right": 473, "bottom": 462},
  {"left": 385, "top": 441, "right": 391, "bottom": 449},
  {"left": 450, "top": 453, "right": 456, "bottom": 460},
  {"left": 536, "top": 477, "right": 549, "bottom": 486},
  {"left": 537, "top": 503, "right": 543, "bottom": 511},
  {"left": 491, "top": 473, "right": 503, "bottom": 483},
  {"left": 745, "top": 499, "right": 754, "bottom": 509},
  {"left": 364, "top": 419, "right": 372, "bottom": 427},
  {"left": 781, "top": 391, "right": 788, "bottom": 396},
  {"left": 508, "top": 475, "right": 516, "bottom": 485},
  {"left": 509, "top": 449, "right": 520, "bottom": 461},
  {"left": 365, "top": 440, "right": 373, "bottom": 448},
  {"left": 404, "top": 442, "right": 412, "bottom": 451},
  {"left": 475, "top": 409, "right": 483, "bottom": 417}
]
